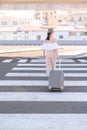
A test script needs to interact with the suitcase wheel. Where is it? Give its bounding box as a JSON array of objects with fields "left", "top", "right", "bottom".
[{"left": 49, "top": 87, "right": 63, "bottom": 92}]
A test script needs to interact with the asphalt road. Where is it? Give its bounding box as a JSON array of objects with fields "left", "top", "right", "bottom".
[{"left": 0, "top": 56, "right": 87, "bottom": 129}]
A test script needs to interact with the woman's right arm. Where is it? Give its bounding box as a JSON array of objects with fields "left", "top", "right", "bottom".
[
  {"left": 54, "top": 49, "right": 59, "bottom": 58},
  {"left": 42, "top": 42, "right": 46, "bottom": 58}
]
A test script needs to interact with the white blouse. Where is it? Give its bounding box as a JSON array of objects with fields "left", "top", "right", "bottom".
[{"left": 42, "top": 42, "right": 58, "bottom": 50}]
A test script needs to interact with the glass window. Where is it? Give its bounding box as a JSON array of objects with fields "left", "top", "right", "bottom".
[
  {"left": 78, "top": 17, "right": 82, "bottom": 21},
  {"left": 24, "top": 21, "right": 26, "bottom": 25},
  {"left": 25, "top": 31, "right": 29, "bottom": 34},
  {"left": 80, "top": 32, "right": 84, "bottom": 35},
  {"left": 59, "top": 35, "right": 63, "bottom": 39},
  {"left": 14, "top": 32, "right": 17, "bottom": 34},
  {"left": 69, "top": 32, "right": 76, "bottom": 36},
  {"left": 50, "top": 12, "right": 53, "bottom": 15},
  {"left": 80, "top": 32, "right": 87, "bottom": 36},
  {"left": 70, "top": 17, "right": 74, "bottom": 22},
  {"left": 21, "top": 21, "right": 24, "bottom": 24},
  {"left": 12, "top": 21, "right": 18, "bottom": 25},
  {"left": 46, "top": 12, "right": 48, "bottom": 15},
  {"left": 58, "top": 20, "right": 62, "bottom": 22},
  {"left": 1, "top": 21, "right": 7, "bottom": 25},
  {"left": 84, "top": 32, "right": 87, "bottom": 35},
  {"left": 27, "top": 21, "right": 29, "bottom": 24}
]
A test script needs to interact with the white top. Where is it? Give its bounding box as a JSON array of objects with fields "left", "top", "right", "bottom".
[{"left": 42, "top": 42, "right": 58, "bottom": 50}]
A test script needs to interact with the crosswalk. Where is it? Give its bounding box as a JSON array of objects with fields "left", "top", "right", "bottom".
[
  {"left": 1, "top": 57, "right": 87, "bottom": 63},
  {"left": 0, "top": 57, "right": 31, "bottom": 63},
  {"left": 0, "top": 58, "right": 87, "bottom": 130}
]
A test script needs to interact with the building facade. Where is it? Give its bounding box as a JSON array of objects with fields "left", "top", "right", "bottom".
[{"left": 34, "top": 10, "right": 87, "bottom": 27}]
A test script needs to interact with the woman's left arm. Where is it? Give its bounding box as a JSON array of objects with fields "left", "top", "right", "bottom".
[{"left": 43, "top": 50, "right": 46, "bottom": 58}]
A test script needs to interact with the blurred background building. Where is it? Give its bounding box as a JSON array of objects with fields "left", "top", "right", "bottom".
[{"left": 0, "top": 9, "right": 87, "bottom": 41}]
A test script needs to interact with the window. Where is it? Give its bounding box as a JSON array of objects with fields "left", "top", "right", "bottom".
[
  {"left": 80, "top": 32, "right": 84, "bottom": 35},
  {"left": 14, "top": 32, "right": 17, "bottom": 34},
  {"left": 70, "top": 17, "right": 74, "bottom": 22},
  {"left": 12, "top": 21, "right": 18, "bottom": 25},
  {"left": 1, "top": 21, "right": 7, "bottom": 25},
  {"left": 84, "top": 32, "right": 87, "bottom": 36},
  {"left": 78, "top": 17, "right": 82, "bottom": 21},
  {"left": 25, "top": 31, "right": 29, "bottom": 34},
  {"left": 58, "top": 20, "right": 62, "bottom": 22},
  {"left": 21, "top": 21, "right": 24, "bottom": 24},
  {"left": 69, "top": 32, "right": 76, "bottom": 36},
  {"left": 84, "top": 17, "right": 86, "bottom": 20},
  {"left": 80, "top": 32, "right": 87, "bottom": 36},
  {"left": 59, "top": 35, "right": 63, "bottom": 39},
  {"left": 50, "top": 12, "right": 53, "bottom": 15},
  {"left": 27, "top": 21, "right": 29, "bottom": 25},
  {"left": 24, "top": 21, "right": 26, "bottom": 25},
  {"left": 46, "top": 12, "right": 48, "bottom": 15}
]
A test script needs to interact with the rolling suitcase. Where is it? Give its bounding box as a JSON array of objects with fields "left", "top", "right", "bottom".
[{"left": 49, "top": 59, "right": 64, "bottom": 92}]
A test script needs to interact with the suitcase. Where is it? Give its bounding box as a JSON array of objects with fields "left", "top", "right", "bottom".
[{"left": 48, "top": 59, "right": 64, "bottom": 92}]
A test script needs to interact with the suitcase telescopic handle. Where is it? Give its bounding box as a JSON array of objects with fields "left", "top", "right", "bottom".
[{"left": 59, "top": 58, "right": 61, "bottom": 68}]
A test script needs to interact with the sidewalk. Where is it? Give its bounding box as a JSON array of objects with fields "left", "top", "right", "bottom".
[{"left": 0, "top": 46, "right": 87, "bottom": 57}]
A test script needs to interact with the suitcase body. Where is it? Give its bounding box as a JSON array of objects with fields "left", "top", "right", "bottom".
[{"left": 49, "top": 69, "right": 64, "bottom": 92}]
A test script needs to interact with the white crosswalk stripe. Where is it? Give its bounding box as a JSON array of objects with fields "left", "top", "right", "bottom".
[
  {"left": 31, "top": 59, "right": 75, "bottom": 63},
  {"left": 78, "top": 59, "right": 87, "bottom": 63},
  {"left": 0, "top": 92, "right": 87, "bottom": 101},
  {"left": 5, "top": 72, "right": 87, "bottom": 77},
  {"left": 17, "top": 63, "right": 87, "bottom": 66},
  {"left": 2, "top": 59, "right": 13, "bottom": 63},
  {"left": 0, "top": 80, "right": 87, "bottom": 87},
  {"left": 12, "top": 67, "right": 87, "bottom": 71},
  {"left": 0, "top": 58, "right": 87, "bottom": 130},
  {"left": 18, "top": 59, "right": 28, "bottom": 63},
  {"left": 0, "top": 114, "right": 87, "bottom": 130},
  {"left": 1, "top": 58, "right": 87, "bottom": 64},
  {"left": 1, "top": 58, "right": 29, "bottom": 63}
]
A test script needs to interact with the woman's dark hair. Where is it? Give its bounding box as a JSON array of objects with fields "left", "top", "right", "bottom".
[
  {"left": 46, "top": 28, "right": 53, "bottom": 40},
  {"left": 46, "top": 32, "right": 51, "bottom": 40}
]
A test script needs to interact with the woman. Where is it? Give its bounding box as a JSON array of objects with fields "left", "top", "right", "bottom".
[{"left": 42, "top": 28, "right": 59, "bottom": 76}]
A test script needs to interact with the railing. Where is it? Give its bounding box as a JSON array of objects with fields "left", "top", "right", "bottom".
[
  {"left": 0, "top": 40, "right": 87, "bottom": 46},
  {"left": 0, "top": 31, "right": 87, "bottom": 41}
]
